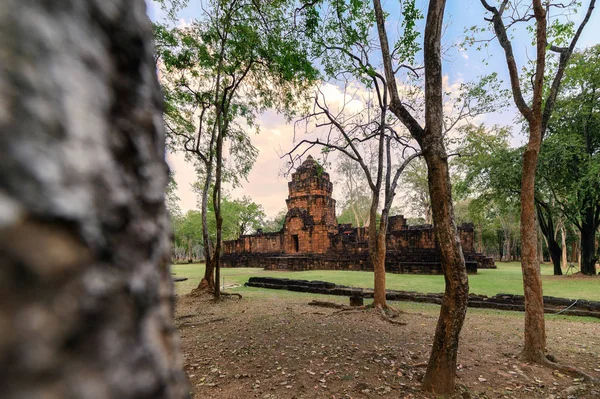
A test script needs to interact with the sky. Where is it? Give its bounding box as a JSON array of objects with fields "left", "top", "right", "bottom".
[{"left": 147, "top": 0, "right": 600, "bottom": 219}]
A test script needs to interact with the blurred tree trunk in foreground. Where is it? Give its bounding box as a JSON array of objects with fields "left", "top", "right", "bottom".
[{"left": 0, "top": 1, "right": 188, "bottom": 398}]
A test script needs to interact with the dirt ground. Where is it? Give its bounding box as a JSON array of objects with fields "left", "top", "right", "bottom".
[{"left": 175, "top": 291, "right": 600, "bottom": 399}]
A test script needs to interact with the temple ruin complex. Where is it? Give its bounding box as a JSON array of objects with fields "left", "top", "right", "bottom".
[{"left": 222, "top": 156, "right": 495, "bottom": 274}]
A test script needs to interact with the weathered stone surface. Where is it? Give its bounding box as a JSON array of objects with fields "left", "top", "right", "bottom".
[
  {"left": 223, "top": 156, "right": 494, "bottom": 274},
  {"left": 246, "top": 278, "right": 600, "bottom": 318},
  {"left": 0, "top": 1, "right": 187, "bottom": 398}
]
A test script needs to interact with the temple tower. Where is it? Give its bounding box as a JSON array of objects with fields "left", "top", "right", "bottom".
[{"left": 283, "top": 156, "right": 337, "bottom": 254}]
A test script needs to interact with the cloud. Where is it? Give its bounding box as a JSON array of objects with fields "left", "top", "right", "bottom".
[{"left": 169, "top": 75, "right": 485, "bottom": 219}]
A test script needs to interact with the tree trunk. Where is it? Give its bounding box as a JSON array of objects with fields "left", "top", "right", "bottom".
[
  {"left": 503, "top": 233, "right": 511, "bottom": 262},
  {"left": 420, "top": 150, "right": 469, "bottom": 395},
  {"left": 536, "top": 203, "right": 562, "bottom": 275},
  {"left": 198, "top": 166, "right": 215, "bottom": 291},
  {"left": 373, "top": 0, "right": 467, "bottom": 392},
  {"left": 419, "top": 0, "right": 469, "bottom": 394},
  {"left": 580, "top": 207, "right": 598, "bottom": 275},
  {"left": 0, "top": 1, "right": 188, "bottom": 397},
  {"left": 561, "top": 225, "right": 568, "bottom": 269},
  {"left": 538, "top": 227, "right": 544, "bottom": 263},
  {"left": 213, "top": 127, "right": 224, "bottom": 300},
  {"left": 368, "top": 193, "right": 387, "bottom": 308},
  {"left": 476, "top": 223, "right": 484, "bottom": 253},
  {"left": 520, "top": 120, "right": 546, "bottom": 362},
  {"left": 548, "top": 239, "right": 563, "bottom": 275}
]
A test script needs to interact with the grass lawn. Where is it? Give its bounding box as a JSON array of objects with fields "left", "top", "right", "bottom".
[{"left": 171, "top": 261, "right": 600, "bottom": 301}]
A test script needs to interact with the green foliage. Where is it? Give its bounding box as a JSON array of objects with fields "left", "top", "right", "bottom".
[
  {"left": 261, "top": 209, "right": 288, "bottom": 233},
  {"left": 335, "top": 157, "right": 371, "bottom": 227},
  {"left": 154, "top": 0, "right": 319, "bottom": 184},
  {"left": 394, "top": 0, "right": 423, "bottom": 65},
  {"left": 297, "top": 0, "right": 423, "bottom": 84},
  {"left": 172, "top": 194, "right": 266, "bottom": 255},
  {"left": 400, "top": 158, "right": 432, "bottom": 223},
  {"left": 165, "top": 170, "right": 182, "bottom": 218},
  {"left": 539, "top": 45, "right": 600, "bottom": 231},
  {"left": 454, "top": 124, "right": 522, "bottom": 258},
  {"left": 205, "top": 194, "right": 266, "bottom": 241},
  {"left": 173, "top": 210, "right": 204, "bottom": 260}
]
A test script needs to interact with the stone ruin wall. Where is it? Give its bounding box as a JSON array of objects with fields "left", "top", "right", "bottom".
[{"left": 221, "top": 156, "right": 495, "bottom": 274}]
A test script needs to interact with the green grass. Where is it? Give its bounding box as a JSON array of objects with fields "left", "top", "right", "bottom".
[{"left": 171, "top": 261, "right": 600, "bottom": 301}]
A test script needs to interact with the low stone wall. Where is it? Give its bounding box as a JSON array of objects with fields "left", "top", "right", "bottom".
[
  {"left": 221, "top": 252, "right": 478, "bottom": 274},
  {"left": 245, "top": 277, "right": 600, "bottom": 319}
]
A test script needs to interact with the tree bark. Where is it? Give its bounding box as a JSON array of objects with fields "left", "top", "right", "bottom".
[
  {"left": 520, "top": 121, "right": 547, "bottom": 361},
  {"left": 476, "top": 223, "right": 484, "bottom": 253},
  {"left": 536, "top": 202, "right": 562, "bottom": 275},
  {"left": 368, "top": 193, "right": 387, "bottom": 308},
  {"left": 481, "top": 0, "right": 596, "bottom": 365},
  {"left": 0, "top": 1, "right": 188, "bottom": 397},
  {"left": 561, "top": 225, "right": 568, "bottom": 269},
  {"left": 538, "top": 226, "right": 545, "bottom": 263},
  {"left": 548, "top": 239, "right": 563, "bottom": 275},
  {"left": 198, "top": 166, "right": 215, "bottom": 291},
  {"left": 373, "top": 0, "right": 468, "bottom": 393},
  {"left": 580, "top": 206, "right": 599, "bottom": 275}
]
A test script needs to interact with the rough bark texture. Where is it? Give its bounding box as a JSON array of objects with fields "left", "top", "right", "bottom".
[
  {"left": 520, "top": 122, "right": 547, "bottom": 361},
  {"left": 580, "top": 206, "right": 599, "bottom": 275},
  {"left": 419, "top": 0, "right": 469, "bottom": 394},
  {"left": 373, "top": 0, "right": 469, "bottom": 393},
  {"left": 536, "top": 203, "right": 562, "bottom": 275},
  {"left": 560, "top": 225, "right": 568, "bottom": 269},
  {"left": 199, "top": 166, "right": 215, "bottom": 291},
  {"left": 0, "top": 1, "right": 188, "bottom": 398},
  {"left": 369, "top": 200, "right": 388, "bottom": 308},
  {"left": 517, "top": 0, "right": 549, "bottom": 362}
]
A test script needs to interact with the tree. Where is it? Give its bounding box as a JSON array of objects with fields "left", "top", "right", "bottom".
[
  {"left": 290, "top": 0, "right": 423, "bottom": 311},
  {"left": 231, "top": 196, "right": 266, "bottom": 237},
  {"left": 539, "top": 45, "right": 600, "bottom": 275},
  {"left": 154, "top": 0, "right": 317, "bottom": 298},
  {"left": 261, "top": 209, "right": 287, "bottom": 233},
  {"left": 373, "top": 0, "right": 471, "bottom": 393},
  {"left": 177, "top": 210, "right": 205, "bottom": 262},
  {"left": 401, "top": 158, "right": 433, "bottom": 224},
  {"left": 0, "top": 0, "right": 187, "bottom": 396},
  {"left": 335, "top": 157, "right": 372, "bottom": 227},
  {"left": 479, "top": 0, "right": 596, "bottom": 363},
  {"left": 293, "top": 0, "right": 497, "bottom": 318},
  {"left": 205, "top": 195, "right": 266, "bottom": 241}
]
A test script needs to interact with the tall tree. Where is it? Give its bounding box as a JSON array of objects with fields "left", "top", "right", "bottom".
[
  {"left": 336, "top": 156, "right": 372, "bottom": 227},
  {"left": 261, "top": 209, "right": 288, "bottom": 233},
  {"left": 154, "top": 0, "right": 317, "bottom": 298},
  {"left": 0, "top": 0, "right": 187, "bottom": 397},
  {"left": 373, "top": 0, "right": 470, "bottom": 393},
  {"left": 293, "top": 0, "right": 497, "bottom": 316},
  {"left": 540, "top": 45, "right": 600, "bottom": 275},
  {"left": 479, "top": 0, "right": 596, "bottom": 363},
  {"left": 291, "top": 0, "right": 424, "bottom": 310},
  {"left": 401, "top": 159, "right": 433, "bottom": 224}
]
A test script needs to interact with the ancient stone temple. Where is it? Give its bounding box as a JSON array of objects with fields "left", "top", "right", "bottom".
[{"left": 222, "top": 156, "right": 495, "bottom": 274}]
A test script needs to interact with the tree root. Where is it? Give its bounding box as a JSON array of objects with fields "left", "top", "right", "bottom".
[
  {"left": 521, "top": 351, "right": 599, "bottom": 383},
  {"left": 308, "top": 300, "right": 348, "bottom": 309},
  {"left": 543, "top": 356, "right": 598, "bottom": 383},
  {"left": 190, "top": 281, "right": 214, "bottom": 297},
  {"left": 176, "top": 314, "right": 196, "bottom": 320},
  {"left": 220, "top": 292, "right": 242, "bottom": 299},
  {"left": 377, "top": 306, "right": 406, "bottom": 325},
  {"left": 307, "top": 300, "right": 406, "bottom": 325}
]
